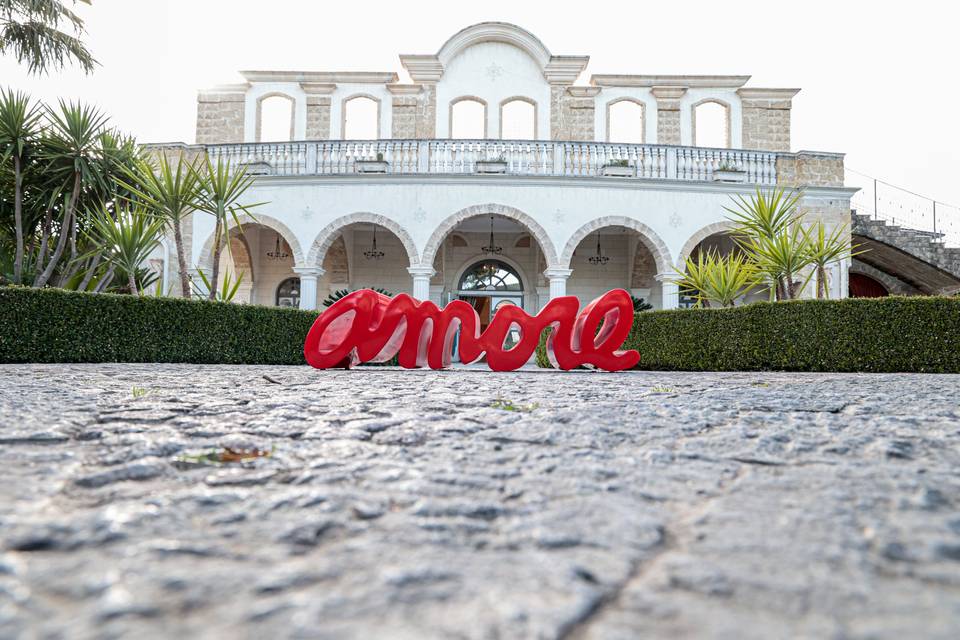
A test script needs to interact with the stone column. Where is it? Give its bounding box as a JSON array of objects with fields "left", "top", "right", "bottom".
[
  {"left": 301, "top": 83, "right": 335, "bottom": 140},
  {"left": 655, "top": 272, "right": 681, "bottom": 310},
  {"left": 544, "top": 268, "right": 573, "bottom": 299},
  {"left": 651, "top": 87, "right": 687, "bottom": 146},
  {"left": 408, "top": 265, "right": 435, "bottom": 301},
  {"left": 293, "top": 267, "right": 324, "bottom": 310}
]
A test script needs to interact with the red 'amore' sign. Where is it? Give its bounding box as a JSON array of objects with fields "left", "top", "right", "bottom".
[{"left": 303, "top": 288, "right": 640, "bottom": 372}]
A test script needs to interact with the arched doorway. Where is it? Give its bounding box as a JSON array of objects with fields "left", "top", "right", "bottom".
[
  {"left": 275, "top": 277, "right": 301, "bottom": 307},
  {"left": 849, "top": 273, "right": 889, "bottom": 298},
  {"left": 457, "top": 259, "right": 524, "bottom": 332}
]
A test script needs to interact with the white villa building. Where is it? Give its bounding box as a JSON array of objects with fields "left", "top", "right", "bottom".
[{"left": 151, "top": 22, "right": 856, "bottom": 322}]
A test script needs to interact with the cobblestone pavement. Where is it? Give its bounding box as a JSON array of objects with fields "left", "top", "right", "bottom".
[{"left": 1, "top": 364, "right": 959, "bottom": 639}]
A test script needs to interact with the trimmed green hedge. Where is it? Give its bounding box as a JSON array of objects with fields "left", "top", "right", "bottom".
[
  {"left": 537, "top": 296, "right": 960, "bottom": 373},
  {"left": 0, "top": 286, "right": 317, "bottom": 364},
  {"left": 4, "top": 288, "right": 960, "bottom": 372}
]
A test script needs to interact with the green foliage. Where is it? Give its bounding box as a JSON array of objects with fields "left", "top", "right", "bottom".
[
  {"left": 82, "top": 205, "right": 165, "bottom": 295},
  {"left": 322, "top": 287, "right": 391, "bottom": 308},
  {"left": 191, "top": 267, "right": 244, "bottom": 302},
  {"left": 0, "top": 286, "right": 317, "bottom": 364},
  {"left": 676, "top": 249, "right": 761, "bottom": 308},
  {"left": 0, "top": 0, "right": 97, "bottom": 74},
  {"left": 535, "top": 297, "right": 960, "bottom": 373},
  {"left": 631, "top": 296, "right": 652, "bottom": 312}
]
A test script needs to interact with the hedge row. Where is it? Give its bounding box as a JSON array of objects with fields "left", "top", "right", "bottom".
[
  {"left": 4, "top": 288, "right": 960, "bottom": 372},
  {"left": 537, "top": 296, "right": 960, "bottom": 373},
  {"left": 0, "top": 286, "right": 317, "bottom": 364}
]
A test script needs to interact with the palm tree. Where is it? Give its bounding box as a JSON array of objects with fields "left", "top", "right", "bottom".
[
  {"left": 677, "top": 250, "right": 761, "bottom": 308},
  {"left": 193, "top": 156, "right": 263, "bottom": 300},
  {"left": 119, "top": 153, "right": 200, "bottom": 298},
  {"left": 803, "top": 221, "right": 864, "bottom": 299},
  {"left": 83, "top": 205, "right": 164, "bottom": 295},
  {"left": 726, "top": 187, "right": 811, "bottom": 300},
  {"left": 0, "top": 0, "right": 96, "bottom": 74},
  {"left": 33, "top": 99, "right": 107, "bottom": 287},
  {"left": 0, "top": 87, "right": 41, "bottom": 284}
]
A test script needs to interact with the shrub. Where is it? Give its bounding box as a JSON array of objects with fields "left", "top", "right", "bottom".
[
  {"left": 0, "top": 286, "right": 317, "bottom": 364},
  {"left": 536, "top": 297, "right": 960, "bottom": 373}
]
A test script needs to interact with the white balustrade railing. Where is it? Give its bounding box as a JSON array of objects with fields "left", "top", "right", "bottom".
[{"left": 204, "top": 139, "right": 779, "bottom": 184}]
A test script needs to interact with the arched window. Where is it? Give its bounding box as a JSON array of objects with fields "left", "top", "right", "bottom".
[
  {"left": 450, "top": 98, "right": 486, "bottom": 138},
  {"left": 343, "top": 96, "right": 379, "bottom": 139},
  {"left": 275, "top": 277, "right": 301, "bottom": 307},
  {"left": 500, "top": 98, "right": 535, "bottom": 139},
  {"left": 458, "top": 260, "right": 522, "bottom": 292},
  {"left": 607, "top": 99, "right": 644, "bottom": 143},
  {"left": 693, "top": 101, "right": 730, "bottom": 148},
  {"left": 258, "top": 95, "right": 294, "bottom": 142}
]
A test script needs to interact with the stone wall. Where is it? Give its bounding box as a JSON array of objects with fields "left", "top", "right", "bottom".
[
  {"left": 652, "top": 87, "right": 685, "bottom": 145},
  {"left": 305, "top": 96, "right": 331, "bottom": 140},
  {"left": 550, "top": 87, "right": 597, "bottom": 141},
  {"left": 196, "top": 91, "right": 245, "bottom": 144},
  {"left": 777, "top": 152, "right": 845, "bottom": 188},
  {"left": 738, "top": 88, "right": 798, "bottom": 152}
]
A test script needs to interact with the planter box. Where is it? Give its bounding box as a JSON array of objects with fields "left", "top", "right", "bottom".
[
  {"left": 475, "top": 160, "right": 508, "bottom": 174},
  {"left": 356, "top": 160, "right": 389, "bottom": 174},
  {"left": 713, "top": 169, "right": 747, "bottom": 183},
  {"left": 601, "top": 164, "right": 636, "bottom": 177}
]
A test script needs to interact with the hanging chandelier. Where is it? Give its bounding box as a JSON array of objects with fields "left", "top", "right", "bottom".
[
  {"left": 266, "top": 233, "right": 289, "bottom": 260},
  {"left": 482, "top": 215, "right": 502, "bottom": 254},
  {"left": 364, "top": 225, "right": 385, "bottom": 260},
  {"left": 588, "top": 231, "right": 609, "bottom": 266}
]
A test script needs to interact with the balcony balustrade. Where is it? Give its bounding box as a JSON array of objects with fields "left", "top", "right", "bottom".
[{"left": 203, "top": 139, "right": 780, "bottom": 185}]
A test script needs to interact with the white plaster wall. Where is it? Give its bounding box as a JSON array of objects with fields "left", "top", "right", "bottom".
[
  {"left": 190, "top": 177, "right": 853, "bottom": 308},
  {"left": 593, "top": 89, "right": 658, "bottom": 144},
  {"left": 680, "top": 88, "right": 743, "bottom": 148},
  {"left": 244, "top": 83, "right": 307, "bottom": 142},
  {"left": 329, "top": 84, "right": 393, "bottom": 140},
  {"left": 346, "top": 228, "right": 412, "bottom": 295},
  {"left": 436, "top": 42, "right": 551, "bottom": 140}
]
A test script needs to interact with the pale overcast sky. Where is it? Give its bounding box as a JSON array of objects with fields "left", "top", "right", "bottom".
[{"left": 2, "top": 0, "right": 958, "bottom": 206}]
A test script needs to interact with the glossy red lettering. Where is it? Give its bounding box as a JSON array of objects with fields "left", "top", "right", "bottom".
[{"left": 303, "top": 288, "right": 640, "bottom": 372}]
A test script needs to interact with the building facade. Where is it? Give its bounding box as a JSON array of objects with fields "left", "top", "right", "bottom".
[{"left": 151, "top": 22, "right": 856, "bottom": 319}]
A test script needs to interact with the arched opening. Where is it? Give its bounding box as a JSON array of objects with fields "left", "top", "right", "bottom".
[
  {"left": 428, "top": 212, "right": 550, "bottom": 314},
  {"left": 275, "top": 277, "right": 301, "bottom": 307},
  {"left": 457, "top": 259, "right": 524, "bottom": 339},
  {"left": 450, "top": 98, "right": 486, "bottom": 138},
  {"left": 607, "top": 99, "right": 645, "bottom": 144},
  {"left": 215, "top": 223, "right": 297, "bottom": 306},
  {"left": 500, "top": 98, "right": 535, "bottom": 139},
  {"left": 566, "top": 226, "right": 661, "bottom": 309},
  {"left": 343, "top": 95, "right": 379, "bottom": 139},
  {"left": 308, "top": 220, "right": 418, "bottom": 305},
  {"left": 258, "top": 95, "right": 294, "bottom": 142},
  {"left": 849, "top": 273, "right": 889, "bottom": 298},
  {"left": 693, "top": 100, "right": 730, "bottom": 148}
]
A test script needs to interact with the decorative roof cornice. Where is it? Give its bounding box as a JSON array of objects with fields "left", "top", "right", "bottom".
[
  {"left": 386, "top": 84, "right": 424, "bottom": 95},
  {"left": 566, "top": 86, "right": 602, "bottom": 98},
  {"left": 299, "top": 82, "right": 337, "bottom": 95},
  {"left": 240, "top": 70, "right": 398, "bottom": 84},
  {"left": 591, "top": 75, "right": 751, "bottom": 88},
  {"left": 398, "top": 55, "right": 444, "bottom": 82},
  {"left": 544, "top": 56, "right": 590, "bottom": 85},
  {"left": 737, "top": 87, "right": 801, "bottom": 100}
]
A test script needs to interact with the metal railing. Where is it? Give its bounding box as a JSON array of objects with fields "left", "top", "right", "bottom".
[
  {"left": 846, "top": 168, "right": 960, "bottom": 247},
  {"left": 203, "top": 139, "right": 780, "bottom": 185}
]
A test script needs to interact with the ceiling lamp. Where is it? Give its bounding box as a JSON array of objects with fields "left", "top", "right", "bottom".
[
  {"left": 588, "top": 231, "right": 610, "bottom": 266},
  {"left": 266, "top": 233, "right": 289, "bottom": 260},
  {"left": 482, "top": 216, "right": 502, "bottom": 255},
  {"left": 364, "top": 225, "right": 385, "bottom": 260}
]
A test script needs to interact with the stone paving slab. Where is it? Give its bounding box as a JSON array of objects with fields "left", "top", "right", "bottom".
[{"left": 0, "top": 364, "right": 959, "bottom": 639}]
